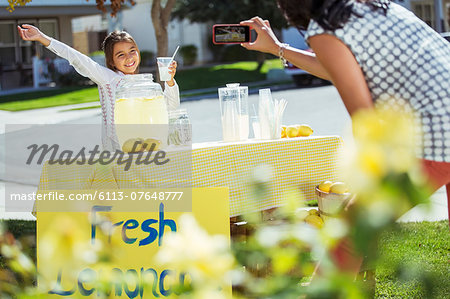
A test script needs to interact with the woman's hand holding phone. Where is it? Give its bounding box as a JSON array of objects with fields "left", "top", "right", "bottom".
[{"left": 240, "top": 17, "right": 282, "bottom": 56}]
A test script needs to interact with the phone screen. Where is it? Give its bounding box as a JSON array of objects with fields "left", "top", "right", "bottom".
[{"left": 213, "top": 25, "right": 250, "bottom": 44}]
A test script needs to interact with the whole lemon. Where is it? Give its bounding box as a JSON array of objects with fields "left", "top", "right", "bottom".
[
  {"left": 281, "top": 126, "right": 287, "bottom": 138},
  {"left": 318, "top": 180, "right": 333, "bottom": 192},
  {"left": 142, "top": 138, "right": 161, "bottom": 151},
  {"left": 297, "top": 124, "right": 314, "bottom": 137},
  {"left": 122, "top": 138, "right": 143, "bottom": 153},
  {"left": 286, "top": 126, "right": 299, "bottom": 138},
  {"left": 308, "top": 209, "right": 319, "bottom": 216},
  {"left": 295, "top": 209, "right": 309, "bottom": 221},
  {"left": 329, "top": 182, "right": 349, "bottom": 194},
  {"left": 305, "top": 214, "right": 324, "bottom": 229}
]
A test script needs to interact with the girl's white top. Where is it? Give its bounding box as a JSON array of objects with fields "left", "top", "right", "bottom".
[{"left": 46, "top": 38, "right": 180, "bottom": 151}]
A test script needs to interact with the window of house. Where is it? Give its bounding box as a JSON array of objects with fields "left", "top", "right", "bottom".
[
  {"left": 38, "top": 19, "right": 58, "bottom": 59},
  {"left": 447, "top": 3, "right": 450, "bottom": 30},
  {"left": 18, "top": 20, "right": 38, "bottom": 65},
  {"left": 0, "top": 21, "right": 17, "bottom": 68},
  {"left": 414, "top": 3, "right": 435, "bottom": 28},
  {"left": 3, "top": 18, "right": 59, "bottom": 66}
]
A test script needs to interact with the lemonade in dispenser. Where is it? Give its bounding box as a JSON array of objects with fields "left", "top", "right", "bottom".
[{"left": 114, "top": 74, "right": 168, "bottom": 151}]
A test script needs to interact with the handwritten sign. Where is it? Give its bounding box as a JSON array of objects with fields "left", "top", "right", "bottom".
[{"left": 37, "top": 188, "right": 230, "bottom": 298}]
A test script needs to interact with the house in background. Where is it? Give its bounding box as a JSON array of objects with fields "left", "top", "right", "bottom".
[
  {"left": 0, "top": 0, "right": 448, "bottom": 92},
  {"left": 0, "top": 0, "right": 105, "bottom": 90},
  {"left": 0, "top": 0, "right": 211, "bottom": 91},
  {"left": 72, "top": 0, "right": 212, "bottom": 65}
]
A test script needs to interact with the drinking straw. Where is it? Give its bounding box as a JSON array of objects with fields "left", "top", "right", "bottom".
[
  {"left": 252, "top": 104, "right": 258, "bottom": 117},
  {"left": 169, "top": 46, "right": 180, "bottom": 65}
]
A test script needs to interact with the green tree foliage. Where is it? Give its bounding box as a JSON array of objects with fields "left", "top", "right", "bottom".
[
  {"left": 172, "top": 0, "right": 288, "bottom": 29},
  {"left": 173, "top": 0, "right": 288, "bottom": 69}
]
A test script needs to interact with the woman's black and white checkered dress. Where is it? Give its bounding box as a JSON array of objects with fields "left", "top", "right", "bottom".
[{"left": 305, "top": 2, "right": 450, "bottom": 162}]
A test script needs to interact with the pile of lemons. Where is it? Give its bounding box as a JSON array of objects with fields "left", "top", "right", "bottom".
[
  {"left": 296, "top": 181, "right": 350, "bottom": 229},
  {"left": 296, "top": 209, "right": 324, "bottom": 229},
  {"left": 317, "top": 181, "right": 349, "bottom": 194},
  {"left": 122, "top": 138, "right": 161, "bottom": 153},
  {"left": 281, "top": 124, "right": 313, "bottom": 138}
]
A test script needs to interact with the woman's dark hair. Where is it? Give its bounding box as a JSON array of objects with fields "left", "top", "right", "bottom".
[
  {"left": 102, "top": 31, "right": 139, "bottom": 73},
  {"left": 276, "top": 0, "right": 390, "bottom": 31}
]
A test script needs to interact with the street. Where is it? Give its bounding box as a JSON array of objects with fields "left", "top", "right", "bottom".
[{"left": 0, "top": 85, "right": 447, "bottom": 221}]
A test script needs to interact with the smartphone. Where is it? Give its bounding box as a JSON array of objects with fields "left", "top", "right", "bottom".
[{"left": 212, "top": 24, "right": 251, "bottom": 44}]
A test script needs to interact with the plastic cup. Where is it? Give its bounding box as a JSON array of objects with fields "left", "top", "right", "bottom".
[
  {"left": 156, "top": 57, "right": 172, "bottom": 81},
  {"left": 251, "top": 116, "right": 261, "bottom": 139}
]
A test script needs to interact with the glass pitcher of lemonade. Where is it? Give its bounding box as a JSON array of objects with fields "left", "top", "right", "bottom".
[
  {"left": 218, "top": 83, "right": 249, "bottom": 142},
  {"left": 114, "top": 74, "right": 168, "bottom": 151}
]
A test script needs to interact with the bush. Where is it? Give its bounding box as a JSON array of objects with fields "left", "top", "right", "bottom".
[
  {"left": 221, "top": 44, "right": 257, "bottom": 62},
  {"left": 46, "top": 60, "right": 92, "bottom": 87},
  {"left": 54, "top": 71, "right": 92, "bottom": 87},
  {"left": 179, "top": 45, "right": 197, "bottom": 66},
  {"left": 89, "top": 50, "right": 104, "bottom": 57},
  {"left": 140, "top": 50, "right": 155, "bottom": 66}
]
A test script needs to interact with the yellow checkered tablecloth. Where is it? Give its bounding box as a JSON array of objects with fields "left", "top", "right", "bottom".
[{"left": 37, "top": 136, "right": 343, "bottom": 216}]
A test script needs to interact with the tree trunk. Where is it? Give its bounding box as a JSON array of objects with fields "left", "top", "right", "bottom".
[{"left": 151, "top": 0, "right": 177, "bottom": 58}]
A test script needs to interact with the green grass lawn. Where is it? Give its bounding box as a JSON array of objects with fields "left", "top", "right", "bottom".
[
  {"left": 0, "top": 59, "right": 285, "bottom": 112},
  {"left": 0, "top": 86, "right": 99, "bottom": 111},
  {"left": 1, "top": 220, "right": 448, "bottom": 297},
  {"left": 176, "top": 59, "right": 283, "bottom": 91},
  {"left": 375, "top": 221, "right": 450, "bottom": 298}
]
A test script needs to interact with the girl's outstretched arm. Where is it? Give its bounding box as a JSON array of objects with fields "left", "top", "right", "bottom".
[{"left": 17, "top": 24, "right": 116, "bottom": 86}]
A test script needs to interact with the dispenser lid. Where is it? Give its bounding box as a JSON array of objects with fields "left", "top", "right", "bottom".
[{"left": 226, "top": 83, "right": 240, "bottom": 88}]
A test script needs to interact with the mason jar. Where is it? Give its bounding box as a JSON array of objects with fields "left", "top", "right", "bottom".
[{"left": 168, "top": 108, "right": 192, "bottom": 146}]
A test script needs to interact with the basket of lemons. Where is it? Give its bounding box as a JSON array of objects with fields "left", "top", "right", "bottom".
[{"left": 315, "top": 181, "right": 353, "bottom": 220}]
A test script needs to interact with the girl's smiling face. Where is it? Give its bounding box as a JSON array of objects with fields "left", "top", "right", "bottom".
[{"left": 112, "top": 41, "right": 140, "bottom": 74}]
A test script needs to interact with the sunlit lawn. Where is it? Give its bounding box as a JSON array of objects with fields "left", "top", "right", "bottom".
[{"left": 0, "top": 59, "right": 284, "bottom": 111}]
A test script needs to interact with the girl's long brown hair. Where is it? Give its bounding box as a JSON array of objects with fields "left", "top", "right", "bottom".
[{"left": 102, "top": 31, "right": 139, "bottom": 73}]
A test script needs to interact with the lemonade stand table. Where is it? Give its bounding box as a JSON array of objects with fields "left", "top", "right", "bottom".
[{"left": 37, "top": 136, "right": 343, "bottom": 217}]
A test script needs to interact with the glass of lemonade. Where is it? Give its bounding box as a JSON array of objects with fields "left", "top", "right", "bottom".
[
  {"left": 114, "top": 74, "right": 168, "bottom": 150},
  {"left": 156, "top": 57, "right": 172, "bottom": 81}
]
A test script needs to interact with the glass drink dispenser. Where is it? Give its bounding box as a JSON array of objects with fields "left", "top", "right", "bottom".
[{"left": 114, "top": 74, "right": 168, "bottom": 150}]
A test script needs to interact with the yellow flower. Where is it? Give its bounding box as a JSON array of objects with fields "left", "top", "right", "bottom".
[
  {"left": 156, "top": 214, "right": 234, "bottom": 289},
  {"left": 341, "top": 101, "right": 420, "bottom": 196}
]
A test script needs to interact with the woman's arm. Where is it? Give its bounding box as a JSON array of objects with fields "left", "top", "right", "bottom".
[
  {"left": 308, "top": 34, "right": 373, "bottom": 116},
  {"left": 18, "top": 24, "right": 115, "bottom": 86},
  {"left": 240, "top": 17, "right": 331, "bottom": 80},
  {"left": 277, "top": 46, "right": 331, "bottom": 80}
]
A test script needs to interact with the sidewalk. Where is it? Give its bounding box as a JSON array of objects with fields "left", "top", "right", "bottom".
[{"left": 0, "top": 101, "right": 101, "bottom": 129}]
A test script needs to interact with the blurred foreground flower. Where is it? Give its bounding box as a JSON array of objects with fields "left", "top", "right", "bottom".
[
  {"left": 341, "top": 103, "right": 428, "bottom": 213},
  {"left": 156, "top": 214, "right": 234, "bottom": 298}
]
